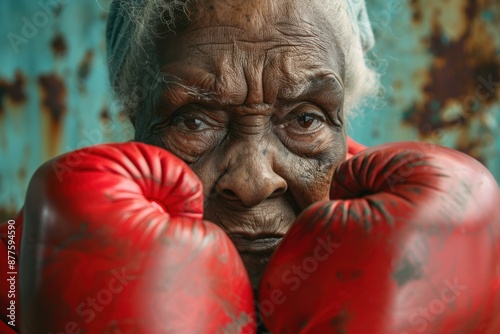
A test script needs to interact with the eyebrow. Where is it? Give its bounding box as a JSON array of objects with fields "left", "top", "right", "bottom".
[
  {"left": 157, "top": 68, "right": 344, "bottom": 114},
  {"left": 158, "top": 73, "right": 224, "bottom": 106},
  {"left": 279, "top": 72, "right": 344, "bottom": 102}
]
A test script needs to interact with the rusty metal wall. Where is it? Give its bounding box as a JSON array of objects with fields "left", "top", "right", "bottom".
[
  {"left": 0, "top": 0, "right": 134, "bottom": 220},
  {"left": 1, "top": 0, "right": 499, "bottom": 220},
  {"left": 353, "top": 0, "right": 500, "bottom": 180}
]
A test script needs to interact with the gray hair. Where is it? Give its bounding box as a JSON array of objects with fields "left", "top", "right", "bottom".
[{"left": 109, "top": 0, "right": 379, "bottom": 138}]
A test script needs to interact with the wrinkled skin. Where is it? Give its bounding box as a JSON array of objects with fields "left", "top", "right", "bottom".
[{"left": 149, "top": 0, "right": 349, "bottom": 287}]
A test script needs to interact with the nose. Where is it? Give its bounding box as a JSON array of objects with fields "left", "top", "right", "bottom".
[{"left": 216, "top": 144, "right": 287, "bottom": 207}]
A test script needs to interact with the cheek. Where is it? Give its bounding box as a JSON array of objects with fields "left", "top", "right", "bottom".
[
  {"left": 188, "top": 152, "right": 221, "bottom": 199},
  {"left": 281, "top": 136, "right": 346, "bottom": 209},
  {"left": 187, "top": 129, "right": 346, "bottom": 209},
  {"left": 287, "top": 159, "right": 333, "bottom": 207}
]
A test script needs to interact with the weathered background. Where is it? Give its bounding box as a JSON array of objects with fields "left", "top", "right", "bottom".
[{"left": 1, "top": 0, "right": 499, "bottom": 220}]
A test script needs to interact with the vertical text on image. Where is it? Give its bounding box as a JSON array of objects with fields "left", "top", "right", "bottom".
[{"left": 6, "top": 220, "right": 17, "bottom": 327}]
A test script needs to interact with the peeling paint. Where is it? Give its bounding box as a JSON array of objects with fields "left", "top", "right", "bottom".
[
  {"left": 100, "top": 106, "right": 111, "bottom": 122},
  {"left": 39, "top": 74, "right": 66, "bottom": 122},
  {"left": 402, "top": 0, "right": 499, "bottom": 164},
  {"left": 51, "top": 33, "right": 67, "bottom": 57},
  {"left": 39, "top": 74, "right": 66, "bottom": 158},
  {"left": 0, "top": 70, "right": 27, "bottom": 114},
  {"left": 410, "top": 0, "right": 423, "bottom": 24},
  {"left": 77, "top": 50, "right": 94, "bottom": 92}
]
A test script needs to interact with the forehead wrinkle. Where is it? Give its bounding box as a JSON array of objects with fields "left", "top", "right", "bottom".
[
  {"left": 157, "top": 4, "right": 346, "bottom": 108},
  {"left": 172, "top": 25, "right": 246, "bottom": 48},
  {"left": 273, "top": 20, "right": 323, "bottom": 39},
  {"left": 160, "top": 57, "right": 343, "bottom": 110},
  {"left": 274, "top": 11, "right": 346, "bottom": 81},
  {"left": 187, "top": 40, "right": 305, "bottom": 53},
  {"left": 170, "top": 17, "right": 330, "bottom": 51},
  {"left": 159, "top": 73, "right": 221, "bottom": 107},
  {"left": 180, "top": 37, "right": 335, "bottom": 105},
  {"left": 278, "top": 72, "right": 344, "bottom": 101},
  {"left": 180, "top": 25, "right": 328, "bottom": 52}
]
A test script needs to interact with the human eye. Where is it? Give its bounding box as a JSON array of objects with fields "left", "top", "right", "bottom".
[
  {"left": 289, "top": 111, "right": 325, "bottom": 133},
  {"left": 163, "top": 105, "right": 224, "bottom": 133},
  {"left": 273, "top": 102, "right": 342, "bottom": 156},
  {"left": 170, "top": 114, "right": 212, "bottom": 132},
  {"left": 153, "top": 105, "right": 226, "bottom": 163},
  {"left": 277, "top": 103, "right": 327, "bottom": 137}
]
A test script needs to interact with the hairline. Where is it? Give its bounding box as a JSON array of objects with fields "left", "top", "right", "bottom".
[{"left": 111, "top": 0, "right": 379, "bottom": 137}]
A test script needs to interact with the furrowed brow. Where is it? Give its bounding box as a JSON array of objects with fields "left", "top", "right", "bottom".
[
  {"left": 280, "top": 73, "right": 344, "bottom": 101},
  {"left": 159, "top": 73, "right": 218, "bottom": 106}
]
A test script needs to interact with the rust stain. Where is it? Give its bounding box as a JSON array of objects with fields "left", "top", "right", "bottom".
[
  {"left": 402, "top": 0, "right": 499, "bottom": 163},
  {"left": 77, "top": 50, "right": 94, "bottom": 92},
  {"left": 118, "top": 110, "right": 128, "bottom": 122},
  {"left": 39, "top": 74, "right": 67, "bottom": 158},
  {"left": 0, "top": 70, "right": 27, "bottom": 114},
  {"left": 100, "top": 106, "right": 111, "bottom": 122},
  {"left": 7, "top": 71, "right": 26, "bottom": 103},
  {"left": 39, "top": 74, "right": 66, "bottom": 122},
  {"left": 18, "top": 168, "right": 26, "bottom": 184},
  {"left": 51, "top": 33, "right": 67, "bottom": 57},
  {"left": 410, "top": 0, "right": 423, "bottom": 24}
]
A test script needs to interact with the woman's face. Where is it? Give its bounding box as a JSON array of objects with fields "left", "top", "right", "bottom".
[{"left": 152, "top": 0, "right": 348, "bottom": 286}]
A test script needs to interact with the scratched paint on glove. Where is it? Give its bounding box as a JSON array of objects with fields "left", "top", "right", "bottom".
[{"left": 0, "top": 0, "right": 499, "bottom": 221}]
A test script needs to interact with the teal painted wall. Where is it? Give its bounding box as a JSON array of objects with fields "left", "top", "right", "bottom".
[
  {"left": 353, "top": 0, "right": 500, "bottom": 176},
  {"left": 1, "top": 0, "right": 499, "bottom": 220}
]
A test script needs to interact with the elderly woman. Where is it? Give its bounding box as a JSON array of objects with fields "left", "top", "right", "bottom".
[
  {"left": 106, "top": 0, "right": 378, "bottom": 288},
  {"left": 1, "top": 0, "right": 499, "bottom": 333}
]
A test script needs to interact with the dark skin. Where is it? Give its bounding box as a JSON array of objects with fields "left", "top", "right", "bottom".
[{"left": 151, "top": 0, "right": 348, "bottom": 288}]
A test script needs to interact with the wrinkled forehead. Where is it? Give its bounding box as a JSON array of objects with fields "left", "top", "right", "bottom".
[
  {"left": 182, "top": 0, "right": 344, "bottom": 32},
  {"left": 158, "top": 0, "right": 349, "bottom": 75}
]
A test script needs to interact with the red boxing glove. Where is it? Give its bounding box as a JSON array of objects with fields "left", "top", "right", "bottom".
[
  {"left": 259, "top": 142, "right": 500, "bottom": 334},
  {"left": 17, "top": 142, "right": 255, "bottom": 333}
]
